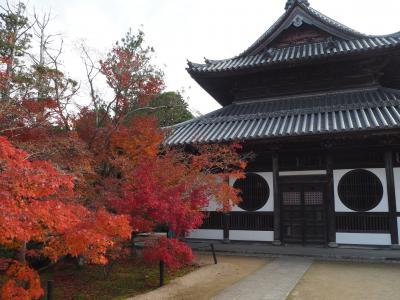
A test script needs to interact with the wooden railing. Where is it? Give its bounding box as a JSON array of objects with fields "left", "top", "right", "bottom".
[
  {"left": 200, "top": 212, "right": 224, "bottom": 229},
  {"left": 200, "top": 212, "right": 274, "bottom": 231},
  {"left": 335, "top": 213, "right": 390, "bottom": 233}
]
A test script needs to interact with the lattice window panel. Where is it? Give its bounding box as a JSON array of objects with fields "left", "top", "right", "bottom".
[
  {"left": 282, "top": 192, "right": 301, "bottom": 205},
  {"left": 304, "top": 191, "right": 323, "bottom": 205}
]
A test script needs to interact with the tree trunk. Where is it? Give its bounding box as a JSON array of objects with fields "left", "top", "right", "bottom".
[
  {"left": 18, "top": 241, "right": 27, "bottom": 264},
  {"left": 131, "top": 232, "right": 136, "bottom": 256},
  {"left": 75, "top": 255, "right": 85, "bottom": 269}
]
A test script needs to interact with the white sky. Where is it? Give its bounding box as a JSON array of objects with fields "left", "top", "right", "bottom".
[{"left": 21, "top": 0, "right": 400, "bottom": 115}]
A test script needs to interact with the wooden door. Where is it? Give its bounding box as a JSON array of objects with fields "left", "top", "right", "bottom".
[{"left": 281, "top": 182, "right": 326, "bottom": 245}]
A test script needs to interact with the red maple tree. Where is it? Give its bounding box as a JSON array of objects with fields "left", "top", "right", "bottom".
[
  {"left": 0, "top": 19, "right": 248, "bottom": 298},
  {"left": 108, "top": 123, "right": 246, "bottom": 268},
  {"left": 75, "top": 30, "right": 248, "bottom": 270}
]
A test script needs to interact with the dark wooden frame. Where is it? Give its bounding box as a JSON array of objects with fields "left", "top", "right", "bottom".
[
  {"left": 273, "top": 153, "right": 281, "bottom": 244},
  {"left": 385, "top": 150, "right": 399, "bottom": 244},
  {"left": 326, "top": 153, "right": 336, "bottom": 245}
]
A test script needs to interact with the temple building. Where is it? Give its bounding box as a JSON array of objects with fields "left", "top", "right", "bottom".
[{"left": 167, "top": 0, "right": 400, "bottom": 247}]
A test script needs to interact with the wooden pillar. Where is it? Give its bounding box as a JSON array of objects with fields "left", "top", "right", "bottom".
[
  {"left": 385, "top": 150, "right": 399, "bottom": 245},
  {"left": 223, "top": 213, "right": 230, "bottom": 243},
  {"left": 326, "top": 153, "right": 337, "bottom": 247},
  {"left": 272, "top": 153, "right": 281, "bottom": 245},
  {"left": 223, "top": 175, "right": 230, "bottom": 243}
]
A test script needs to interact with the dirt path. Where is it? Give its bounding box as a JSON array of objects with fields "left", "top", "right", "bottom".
[
  {"left": 288, "top": 261, "right": 400, "bottom": 300},
  {"left": 130, "top": 254, "right": 270, "bottom": 300}
]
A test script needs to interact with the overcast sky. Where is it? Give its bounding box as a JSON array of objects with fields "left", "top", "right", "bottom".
[{"left": 24, "top": 0, "right": 400, "bottom": 115}]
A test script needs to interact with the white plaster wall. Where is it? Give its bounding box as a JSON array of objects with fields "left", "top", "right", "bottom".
[
  {"left": 186, "top": 229, "right": 223, "bottom": 240},
  {"left": 279, "top": 170, "right": 326, "bottom": 176},
  {"left": 230, "top": 172, "right": 274, "bottom": 212},
  {"left": 334, "top": 168, "right": 388, "bottom": 212},
  {"left": 397, "top": 217, "right": 400, "bottom": 244},
  {"left": 336, "top": 233, "right": 391, "bottom": 246},
  {"left": 203, "top": 176, "right": 224, "bottom": 211},
  {"left": 394, "top": 168, "right": 400, "bottom": 212},
  {"left": 229, "top": 230, "right": 274, "bottom": 242},
  {"left": 398, "top": 217, "right": 400, "bottom": 244},
  {"left": 205, "top": 199, "right": 222, "bottom": 211}
]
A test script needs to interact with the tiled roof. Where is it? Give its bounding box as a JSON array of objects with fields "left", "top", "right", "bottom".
[
  {"left": 166, "top": 87, "right": 400, "bottom": 145},
  {"left": 188, "top": 36, "right": 400, "bottom": 74},
  {"left": 187, "top": 1, "right": 400, "bottom": 74}
]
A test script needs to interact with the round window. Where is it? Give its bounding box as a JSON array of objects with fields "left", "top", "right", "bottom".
[
  {"left": 233, "top": 173, "right": 269, "bottom": 211},
  {"left": 338, "top": 169, "right": 383, "bottom": 212}
]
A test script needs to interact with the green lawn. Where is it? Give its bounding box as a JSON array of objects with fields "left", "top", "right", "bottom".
[{"left": 0, "top": 258, "right": 197, "bottom": 300}]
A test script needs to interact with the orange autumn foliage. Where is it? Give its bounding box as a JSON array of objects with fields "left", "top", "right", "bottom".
[
  {"left": 0, "top": 136, "right": 131, "bottom": 299},
  {"left": 1, "top": 262, "right": 43, "bottom": 300},
  {"left": 111, "top": 117, "right": 163, "bottom": 163}
]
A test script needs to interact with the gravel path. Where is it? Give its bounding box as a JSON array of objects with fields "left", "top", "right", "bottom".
[
  {"left": 288, "top": 261, "right": 400, "bottom": 300},
  {"left": 130, "top": 255, "right": 400, "bottom": 300},
  {"left": 130, "top": 255, "right": 269, "bottom": 300}
]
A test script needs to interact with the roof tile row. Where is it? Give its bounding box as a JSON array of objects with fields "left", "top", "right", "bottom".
[
  {"left": 166, "top": 87, "right": 400, "bottom": 145},
  {"left": 189, "top": 36, "right": 400, "bottom": 73}
]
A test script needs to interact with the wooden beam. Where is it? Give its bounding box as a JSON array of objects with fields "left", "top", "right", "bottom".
[
  {"left": 272, "top": 153, "right": 281, "bottom": 245},
  {"left": 384, "top": 150, "right": 399, "bottom": 245},
  {"left": 326, "top": 153, "right": 337, "bottom": 247}
]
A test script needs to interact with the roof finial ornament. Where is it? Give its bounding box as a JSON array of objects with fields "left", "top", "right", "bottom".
[
  {"left": 285, "top": 0, "right": 310, "bottom": 10},
  {"left": 186, "top": 59, "right": 194, "bottom": 68}
]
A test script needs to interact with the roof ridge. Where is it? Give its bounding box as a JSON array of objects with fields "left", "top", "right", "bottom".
[
  {"left": 285, "top": 0, "right": 310, "bottom": 11},
  {"left": 307, "top": 6, "right": 400, "bottom": 39},
  {"left": 305, "top": 5, "right": 365, "bottom": 37}
]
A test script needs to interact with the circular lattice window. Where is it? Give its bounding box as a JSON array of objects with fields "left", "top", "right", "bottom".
[
  {"left": 233, "top": 173, "right": 269, "bottom": 211},
  {"left": 338, "top": 169, "right": 383, "bottom": 211}
]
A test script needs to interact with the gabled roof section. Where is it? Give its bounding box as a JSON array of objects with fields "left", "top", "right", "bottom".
[
  {"left": 241, "top": 0, "right": 366, "bottom": 57},
  {"left": 187, "top": 1, "right": 400, "bottom": 74}
]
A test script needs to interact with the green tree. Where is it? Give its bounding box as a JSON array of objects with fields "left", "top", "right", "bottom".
[
  {"left": 0, "top": 2, "right": 78, "bottom": 133},
  {"left": 149, "top": 91, "right": 193, "bottom": 127},
  {"left": 0, "top": 1, "right": 31, "bottom": 102}
]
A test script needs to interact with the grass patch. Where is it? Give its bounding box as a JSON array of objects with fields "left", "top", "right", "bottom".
[{"left": 35, "top": 258, "right": 197, "bottom": 300}]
